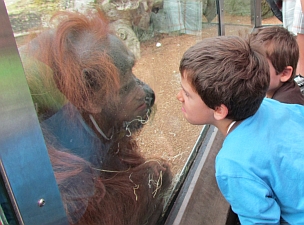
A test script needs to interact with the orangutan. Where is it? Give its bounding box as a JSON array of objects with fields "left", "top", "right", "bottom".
[{"left": 19, "top": 10, "right": 172, "bottom": 225}]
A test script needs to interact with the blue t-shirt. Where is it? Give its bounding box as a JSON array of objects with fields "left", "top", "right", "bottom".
[{"left": 216, "top": 98, "right": 304, "bottom": 224}]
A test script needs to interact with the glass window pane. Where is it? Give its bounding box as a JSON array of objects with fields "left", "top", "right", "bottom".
[
  {"left": 223, "top": 0, "right": 253, "bottom": 35},
  {"left": 4, "top": 0, "right": 208, "bottom": 221}
]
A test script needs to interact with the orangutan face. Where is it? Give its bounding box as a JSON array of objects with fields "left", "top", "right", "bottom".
[{"left": 106, "top": 34, "right": 155, "bottom": 130}]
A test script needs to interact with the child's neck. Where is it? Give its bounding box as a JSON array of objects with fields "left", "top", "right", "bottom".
[
  {"left": 266, "top": 83, "right": 284, "bottom": 99},
  {"left": 266, "top": 92, "right": 274, "bottom": 99},
  {"left": 215, "top": 119, "right": 237, "bottom": 137},
  {"left": 227, "top": 121, "right": 236, "bottom": 134}
]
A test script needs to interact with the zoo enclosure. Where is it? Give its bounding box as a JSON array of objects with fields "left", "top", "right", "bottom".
[{"left": 0, "top": 0, "right": 281, "bottom": 224}]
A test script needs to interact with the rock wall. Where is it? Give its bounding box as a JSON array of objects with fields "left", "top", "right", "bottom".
[{"left": 10, "top": 0, "right": 272, "bottom": 58}]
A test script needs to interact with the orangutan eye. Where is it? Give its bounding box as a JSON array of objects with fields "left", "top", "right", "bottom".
[{"left": 83, "top": 69, "right": 100, "bottom": 91}]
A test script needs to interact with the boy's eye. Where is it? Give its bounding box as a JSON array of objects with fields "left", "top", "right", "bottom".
[{"left": 184, "top": 90, "right": 190, "bottom": 97}]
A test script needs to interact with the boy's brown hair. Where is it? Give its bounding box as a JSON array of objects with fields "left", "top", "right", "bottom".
[
  {"left": 250, "top": 26, "right": 299, "bottom": 81},
  {"left": 179, "top": 35, "right": 269, "bottom": 121}
]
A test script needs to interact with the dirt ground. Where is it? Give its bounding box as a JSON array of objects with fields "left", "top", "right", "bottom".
[
  {"left": 134, "top": 35, "right": 202, "bottom": 179},
  {"left": 135, "top": 33, "right": 205, "bottom": 178},
  {"left": 135, "top": 15, "right": 282, "bottom": 179}
]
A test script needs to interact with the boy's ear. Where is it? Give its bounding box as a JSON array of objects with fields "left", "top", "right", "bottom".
[
  {"left": 280, "top": 66, "right": 293, "bottom": 82},
  {"left": 214, "top": 104, "right": 228, "bottom": 121}
]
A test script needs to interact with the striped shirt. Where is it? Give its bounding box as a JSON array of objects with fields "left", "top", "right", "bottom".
[{"left": 283, "top": 0, "right": 304, "bottom": 34}]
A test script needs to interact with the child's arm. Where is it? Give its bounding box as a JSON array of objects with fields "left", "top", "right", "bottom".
[{"left": 301, "top": 0, "right": 304, "bottom": 12}]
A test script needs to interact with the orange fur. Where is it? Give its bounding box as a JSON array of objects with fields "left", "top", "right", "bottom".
[{"left": 21, "top": 10, "right": 172, "bottom": 225}]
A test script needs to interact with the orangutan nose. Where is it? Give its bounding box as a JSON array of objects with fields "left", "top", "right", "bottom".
[
  {"left": 135, "top": 77, "right": 155, "bottom": 107},
  {"left": 143, "top": 84, "right": 155, "bottom": 107}
]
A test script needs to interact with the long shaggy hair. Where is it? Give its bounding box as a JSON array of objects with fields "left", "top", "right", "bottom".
[{"left": 21, "top": 10, "right": 172, "bottom": 225}]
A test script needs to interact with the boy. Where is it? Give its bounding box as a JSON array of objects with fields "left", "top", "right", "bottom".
[
  {"left": 176, "top": 35, "right": 304, "bottom": 224},
  {"left": 250, "top": 26, "right": 304, "bottom": 105}
]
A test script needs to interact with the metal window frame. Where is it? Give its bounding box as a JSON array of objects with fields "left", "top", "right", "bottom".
[
  {"left": 252, "top": 0, "right": 262, "bottom": 28},
  {"left": 217, "top": 0, "right": 225, "bottom": 36}
]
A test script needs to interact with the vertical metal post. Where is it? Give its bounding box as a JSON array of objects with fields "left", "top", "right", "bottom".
[
  {"left": 216, "top": 0, "right": 225, "bottom": 36},
  {"left": 0, "top": 0, "right": 69, "bottom": 224},
  {"left": 251, "top": 0, "right": 262, "bottom": 28}
]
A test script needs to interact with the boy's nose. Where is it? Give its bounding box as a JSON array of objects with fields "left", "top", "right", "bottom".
[{"left": 176, "top": 90, "right": 183, "bottom": 102}]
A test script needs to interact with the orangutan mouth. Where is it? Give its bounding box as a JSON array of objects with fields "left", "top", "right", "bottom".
[
  {"left": 137, "top": 102, "right": 147, "bottom": 112},
  {"left": 123, "top": 109, "right": 150, "bottom": 137}
]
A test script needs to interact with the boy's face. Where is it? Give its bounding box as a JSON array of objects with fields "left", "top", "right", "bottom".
[
  {"left": 267, "top": 59, "right": 284, "bottom": 97},
  {"left": 176, "top": 73, "right": 214, "bottom": 125}
]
